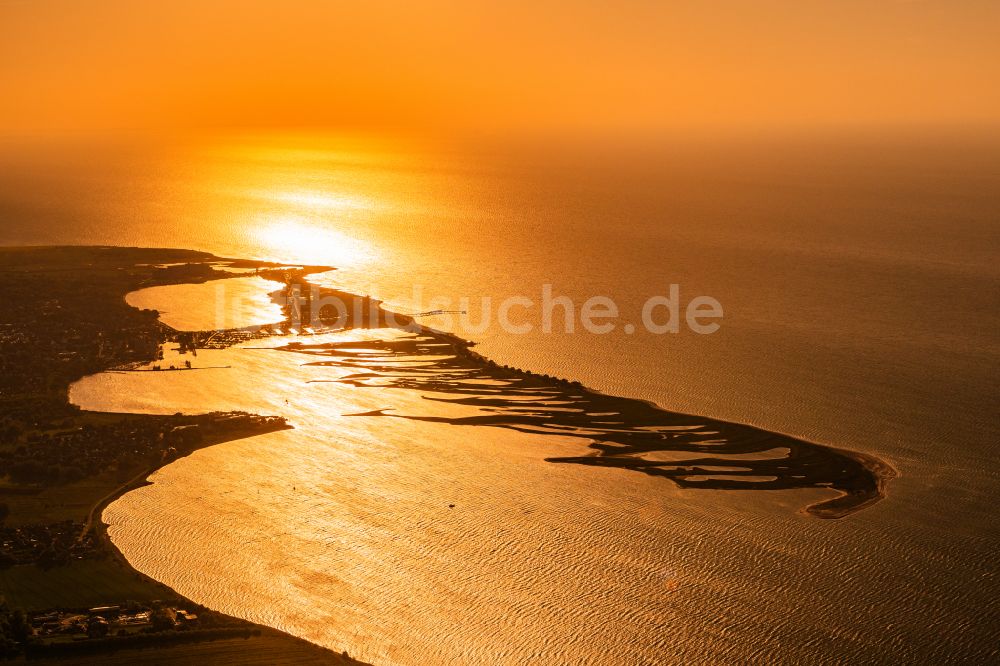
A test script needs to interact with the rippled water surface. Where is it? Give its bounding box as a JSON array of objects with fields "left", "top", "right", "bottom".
[
  {"left": 5, "top": 132, "right": 1000, "bottom": 662},
  {"left": 66, "top": 325, "right": 919, "bottom": 664}
]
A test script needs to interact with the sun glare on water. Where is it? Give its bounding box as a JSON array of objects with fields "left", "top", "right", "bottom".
[
  {"left": 254, "top": 215, "right": 374, "bottom": 269},
  {"left": 244, "top": 183, "right": 379, "bottom": 267}
]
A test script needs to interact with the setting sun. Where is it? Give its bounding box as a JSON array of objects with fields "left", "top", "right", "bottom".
[{"left": 1, "top": 2, "right": 997, "bottom": 665}]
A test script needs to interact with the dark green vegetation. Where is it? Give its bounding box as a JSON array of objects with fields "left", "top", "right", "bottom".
[
  {"left": 289, "top": 334, "right": 895, "bottom": 518},
  {"left": 0, "top": 560, "right": 166, "bottom": 610},
  {"left": 0, "top": 246, "right": 365, "bottom": 664}
]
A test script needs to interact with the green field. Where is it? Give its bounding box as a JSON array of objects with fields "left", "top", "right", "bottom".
[
  {"left": 0, "top": 559, "right": 166, "bottom": 610},
  {"left": 0, "top": 468, "right": 143, "bottom": 527}
]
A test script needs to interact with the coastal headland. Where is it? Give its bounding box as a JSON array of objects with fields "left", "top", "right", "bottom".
[
  {"left": 0, "top": 245, "right": 894, "bottom": 661},
  {"left": 0, "top": 246, "right": 366, "bottom": 663}
]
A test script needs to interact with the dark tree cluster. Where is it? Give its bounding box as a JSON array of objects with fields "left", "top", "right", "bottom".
[
  {"left": 1, "top": 419, "right": 180, "bottom": 484},
  {"left": 0, "top": 604, "right": 29, "bottom": 657},
  {"left": 0, "top": 520, "right": 96, "bottom": 568}
]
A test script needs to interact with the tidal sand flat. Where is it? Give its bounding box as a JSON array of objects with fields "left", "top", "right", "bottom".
[
  {"left": 64, "top": 249, "right": 908, "bottom": 664},
  {"left": 101, "top": 251, "right": 893, "bottom": 518},
  {"left": 3, "top": 2, "right": 999, "bottom": 660},
  {"left": 287, "top": 334, "right": 893, "bottom": 518}
]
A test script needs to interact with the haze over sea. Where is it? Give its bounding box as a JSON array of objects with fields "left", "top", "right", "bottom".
[{"left": 2, "top": 131, "right": 999, "bottom": 663}]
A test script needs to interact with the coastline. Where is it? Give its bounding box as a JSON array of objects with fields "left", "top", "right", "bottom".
[
  {"left": 85, "top": 413, "right": 293, "bottom": 575},
  {"left": 803, "top": 446, "right": 898, "bottom": 519},
  {"left": 0, "top": 246, "right": 367, "bottom": 663},
  {"left": 73, "top": 417, "right": 362, "bottom": 665},
  {"left": 292, "top": 331, "right": 896, "bottom": 519},
  {"left": 2, "top": 244, "right": 896, "bottom": 661}
]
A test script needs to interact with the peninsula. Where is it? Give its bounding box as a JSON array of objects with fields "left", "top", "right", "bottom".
[
  {"left": 0, "top": 246, "right": 366, "bottom": 664},
  {"left": 0, "top": 245, "right": 894, "bottom": 661}
]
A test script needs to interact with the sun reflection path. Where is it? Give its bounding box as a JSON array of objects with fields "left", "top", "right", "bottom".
[
  {"left": 269, "top": 191, "right": 372, "bottom": 212},
  {"left": 253, "top": 216, "right": 375, "bottom": 269}
]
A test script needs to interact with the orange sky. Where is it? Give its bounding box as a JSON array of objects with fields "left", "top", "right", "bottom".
[{"left": 1, "top": 0, "right": 998, "bottom": 135}]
